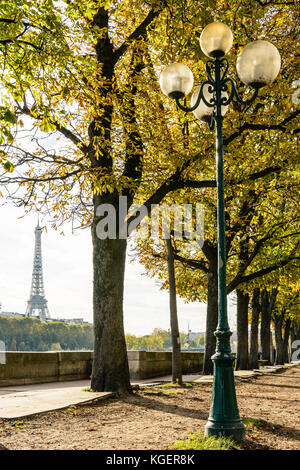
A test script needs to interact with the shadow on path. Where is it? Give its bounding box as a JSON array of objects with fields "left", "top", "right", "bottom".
[
  {"left": 257, "top": 419, "right": 300, "bottom": 442},
  {"left": 247, "top": 382, "right": 300, "bottom": 390},
  {"left": 129, "top": 394, "right": 209, "bottom": 421},
  {"left": 241, "top": 394, "right": 300, "bottom": 404}
]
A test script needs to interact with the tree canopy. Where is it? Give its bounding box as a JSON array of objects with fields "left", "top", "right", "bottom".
[{"left": 0, "top": 0, "right": 299, "bottom": 389}]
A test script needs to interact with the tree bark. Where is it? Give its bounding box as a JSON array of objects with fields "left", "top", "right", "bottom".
[
  {"left": 203, "top": 268, "right": 218, "bottom": 375},
  {"left": 236, "top": 289, "right": 250, "bottom": 370},
  {"left": 291, "top": 321, "right": 300, "bottom": 361},
  {"left": 260, "top": 288, "right": 277, "bottom": 365},
  {"left": 91, "top": 195, "right": 132, "bottom": 394},
  {"left": 166, "top": 239, "right": 182, "bottom": 385},
  {"left": 249, "top": 288, "right": 260, "bottom": 370},
  {"left": 274, "top": 314, "right": 284, "bottom": 365},
  {"left": 270, "top": 328, "right": 275, "bottom": 365},
  {"left": 283, "top": 318, "right": 291, "bottom": 363}
]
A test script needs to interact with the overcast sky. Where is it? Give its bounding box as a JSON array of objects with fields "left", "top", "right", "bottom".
[
  {"left": 0, "top": 105, "right": 219, "bottom": 336},
  {"left": 0, "top": 201, "right": 238, "bottom": 336}
]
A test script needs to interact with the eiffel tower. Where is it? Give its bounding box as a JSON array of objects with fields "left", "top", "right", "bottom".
[{"left": 26, "top": 219, "right": 50, "bottom": 321}]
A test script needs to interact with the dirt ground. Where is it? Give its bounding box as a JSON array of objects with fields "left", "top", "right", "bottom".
[{"left": 0, "top": 366, "right": 299, "bottom": 450}]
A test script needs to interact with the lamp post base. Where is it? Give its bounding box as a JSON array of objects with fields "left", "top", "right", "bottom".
[
  {"left": 204, "top": 349, "right": 245, "bottom": 442},
  {"left": 205, "top": 419, "right": 245, "bottom": 441}
]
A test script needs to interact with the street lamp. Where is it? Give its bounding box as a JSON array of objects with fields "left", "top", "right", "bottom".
[{"left": 160, "top": 22, "right": 280, "bottom": 441}]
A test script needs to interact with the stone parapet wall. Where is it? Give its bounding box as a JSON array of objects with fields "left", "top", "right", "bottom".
[
  {"left": 0, "top": 351, "right": 204, "bottom": 386},
  {"left": 127, "top": 350, "right": 204, "bottom": 379}
]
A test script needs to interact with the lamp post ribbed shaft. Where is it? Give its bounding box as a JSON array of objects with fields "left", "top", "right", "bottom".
[{"left": 204, "top": 59, "right": 245, "bottom": 440}]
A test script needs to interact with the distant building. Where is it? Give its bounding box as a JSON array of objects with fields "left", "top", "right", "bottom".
[
  {"left": 65, "top": 318, "right": 86, "bottom": 325},
  {"left": 45, "top": 317, "right": 90, "bottom": 325},
  {"left": 26, "top": 220, "right": 50, "bottom": 321},
  {"left": 188, "top": 331, "right": 203, "bottom": 340},
  {"left": 0, "top": 311, "right": 25, "bottom": 319},
  {"left": 0, "top": 308, "right": 91, "bottom": 326}
]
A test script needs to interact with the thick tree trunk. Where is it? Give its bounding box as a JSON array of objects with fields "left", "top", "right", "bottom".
[
  {"left": 236, "top": 289, "right": 250, "bottom": 370},
  {"left": 91, "top": 196, "right": 132, "bottom": 394},
  {"left": 203, "top": 268, "right": 218, "bottom": 375},
  {"left": 260, "top": 290, "right": 271, "bottom": 364},
  {"left": 166, "top": 239, "right": 182, "bottom": 385},
  {"left": 260, "top": 289, "right": 277, "bottom": 365},
  {"left": 283, "top": 318, "right": 291, "bottom": 363},
  {"left": 270, "top": 328, "right": 275, "bottom": 365},
  {"left": 249, "top": 288, "right": 260, "bottom": 370},
  {"left": 291, "top": 322, "right": 300, "bottom": 361},
  {"left": 274, "top": 314, "right": 284, "bottom": 365}
]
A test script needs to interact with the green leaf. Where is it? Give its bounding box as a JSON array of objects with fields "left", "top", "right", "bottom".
[
  {"left": 3, "top": 161, "right": 14, "bottom": 172},
  {"left": 40, "top": 118, "right": 56, "bottom": 132},
  {"left": 3, "top": 129, "right": 14, "bottom": 142},
  {"left": 2, "top": 109, "right": 17, "bottom": 125}
]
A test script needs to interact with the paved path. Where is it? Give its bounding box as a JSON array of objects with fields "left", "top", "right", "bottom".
[
  {"left": 0, "top": 363, "right": 298, "bottom": 420},
  {"left": 0, "top": 381, "right": 113, "bottom": 419}
]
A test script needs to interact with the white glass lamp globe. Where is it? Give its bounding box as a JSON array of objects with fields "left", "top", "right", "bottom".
[
  {"left": 191, "top": 84, "right": 229, "bottom": 122},
  {"left": 236, "top": 40, "right": 281, "bottom": 88},
  {"left": 200, "top": 22, "right": 233, "bottom": 58},
  {"left": 160, "top": 63, "right": 194, "bottom": 99}
]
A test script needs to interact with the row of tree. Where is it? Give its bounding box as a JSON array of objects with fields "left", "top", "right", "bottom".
[
  {"left": 0, "top": 317, "right": 205, "bottom": 353},
  {"left": 126, "top": 328, "right": 205, "bottom": 351},
  {"left": 0, "top": 1, "right": 299, "bottom": 392},
  {"left": 0, "top": 317, "right": 94, "bottom": 351}
]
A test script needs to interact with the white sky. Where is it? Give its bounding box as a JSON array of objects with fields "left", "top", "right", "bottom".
[
  {"left": 0, "top": 202, "right": 220, "bottom": 336},
  {"left": 0, "top": 108, "right": 221, "bottom": 336}
]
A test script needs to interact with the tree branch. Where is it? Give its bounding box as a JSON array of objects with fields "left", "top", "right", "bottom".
[
  {"left": 223, "top": 110, "right": 300, "bottom": 147},
  {"left": 120, "top": 50, "right": 145, "bottom": 188},
  {"left": 19, "top": 104, "right": 89, "bottom": 154},
  {"left": 114, "top": 7, "right": 164, "bottom": 61},
  {"left": 178, "top": 179, "right": 216, "bottom": 189},
  {"left": 173, "top": 253, "right": 209, "bottom": 273},
  {"left": 227, "top": 250, "right": 300, "bottom": 293}
]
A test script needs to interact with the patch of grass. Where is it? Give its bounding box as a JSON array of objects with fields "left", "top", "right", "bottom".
[
  {"left": 245, "top": 418, "right": 264, "bottom": 430},
  {"left": 170, "top": 432, "right": 240, "bottom": 450},
  {"left": 12, "top": 419, "right": 26, "bottom": 430},
  {"left": 0, "top": 423, "right": 11, "bottom": 433},
  {"left": 139, "top": 387, "right": 185, "bottom": 396},
  {"left": 139, "top": 382, "right": 193, "bottom": 396},
  {"left": 156, "top": 382, "right": 193, "bottom": 389},
  {"left": 66, "top": 404, "right": 78, "bottom": 416},
  {"left": 244, "top": 418, "right": 265, "bottom": 440},
  {"left": 158, "top": 389, "right": 185, "bottom": 395},
  {"left": 139, "top": 389, "right": 160, "bottom": 395}
]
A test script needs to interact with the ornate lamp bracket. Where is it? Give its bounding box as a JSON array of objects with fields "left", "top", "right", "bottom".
[{"left": 174, "top": 58, "right": 259, "bottom": 121}]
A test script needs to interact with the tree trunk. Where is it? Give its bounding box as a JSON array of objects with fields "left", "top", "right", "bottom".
[
  {"left": 291, "top": 322, "right": 300, "bottom": 361},
  {"left": 249, "top": 288, "right": 260, "bottom": 370},
  {"left": 260, "top": 289, "right": 277, "bottom": 365},
  {"left": 290, "top": 321, "right": 300, "bottom": 346},
  {"left": 166, "top": 239, "right": 182, "bottom": 385},
  {"left": 203, "top": 268, "right": 218, "bottom": 375},
  {"left": 260, "top": 290, "right": 271, "bottom": 364},
  {"left": 91, "top": 195, "right": 132, "bottom": 394},
  {"left": 270, "top": 328, "right": 275, "bottom": 365},
  {"left": 283, "top": 318, "right": 291, "bottom": 363},
  {"left": 274, "top": 314, "right": 284, "bottom": 365},
  {"left": 236, "top": 289, "right": 250, "bottom": 370}
]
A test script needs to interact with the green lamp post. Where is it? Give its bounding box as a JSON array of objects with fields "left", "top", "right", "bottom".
[{"left": 159, "top": 22, "right": 281, "bottom": 441}]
